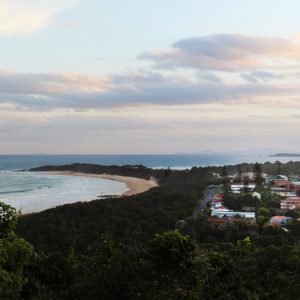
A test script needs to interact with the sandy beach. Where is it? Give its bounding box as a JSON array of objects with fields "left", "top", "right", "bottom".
[{"left": 51, "top": 171, "right": 158, "bottom": 196}]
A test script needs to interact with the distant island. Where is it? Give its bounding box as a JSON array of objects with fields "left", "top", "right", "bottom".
[{"left": 270, "top": 153, "right": 300, "bottom": 157}]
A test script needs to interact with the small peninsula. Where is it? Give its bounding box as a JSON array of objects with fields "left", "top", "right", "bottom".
[{"left": 270, "top": 153, "right": 300, "bottom": 157}]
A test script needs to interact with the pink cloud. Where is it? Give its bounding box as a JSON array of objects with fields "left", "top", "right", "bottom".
[{"left": 139, "top": 34, "right": 300, "bottom": 71}]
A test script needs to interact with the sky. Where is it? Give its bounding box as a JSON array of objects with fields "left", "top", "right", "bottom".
[{"left": 2, "top": 0, "right": 300, "bottom": 154}]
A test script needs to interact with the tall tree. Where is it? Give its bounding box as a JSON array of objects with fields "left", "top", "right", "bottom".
[
  {"left": 276, "top": 161, "right": 282, "bottom": 176},
  {"left": 253, "top": 162, "right": 263, "bottom": 185},
  {"left": 237, "top": 165, "right": 242, "bottom": 182},
  {"left": 221, "top": 166, "right": 229, "bottom": 178}
]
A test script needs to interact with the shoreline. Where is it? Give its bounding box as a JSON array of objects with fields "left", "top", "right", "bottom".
[{"left": 49, "top": 171, "right": 158, "bottom": 196}]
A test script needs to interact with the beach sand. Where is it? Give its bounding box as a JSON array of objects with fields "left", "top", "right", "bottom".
[{"left": 51, "top": 171, "right": 158, "bottom": 196}]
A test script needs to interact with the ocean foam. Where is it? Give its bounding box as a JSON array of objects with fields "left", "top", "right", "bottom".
[{"left": 0, "top": 172, "right": 127, "bottom": 213}]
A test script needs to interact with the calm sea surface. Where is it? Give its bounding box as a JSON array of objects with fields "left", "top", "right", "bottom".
[
  {"left": 0, "top": 154, "right": 297, "bottom": 171},
  {"left": 0, "top": 154, "right": 298, "bottom": 213}
]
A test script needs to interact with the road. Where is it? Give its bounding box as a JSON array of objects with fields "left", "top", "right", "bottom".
[{"left": 192, "top": 185, "right": 220, "bottom": 218}]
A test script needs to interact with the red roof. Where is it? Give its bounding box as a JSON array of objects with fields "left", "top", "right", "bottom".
[
  {"left": 212, "top": 198, "right": 222, "bottom": 203},
  {"left": 271, "top": 216, "right": 287, "bottom": 220},
  {"left": 282, "top": 197, "right": 300, "bottom": 203},
  {"left": 270, "top": 216, "right": 290, "bottom": 223},
  {"left": 274, "top": 180, "right": 290, "bottom": 186}
]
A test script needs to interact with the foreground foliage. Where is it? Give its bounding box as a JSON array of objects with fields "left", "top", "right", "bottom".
[{"left": 0, "top": 203, "right": 33, "bottom": 299}]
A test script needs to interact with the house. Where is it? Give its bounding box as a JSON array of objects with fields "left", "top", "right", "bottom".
[
  {"left": 271, "top": 188, "right": 297, "bottom": 197},
  {"left": 230, "top": 184, "right": 256, "bottom": 193},
  {"left": 211, "top": 209, "right": 255, "bottom": 219},
  {"left": 212, "top": 203, "right": 226, "bottom": 210},
  {"left": 279, "top": 175, "right": 288, "bottom": 180},
  {"left": 252, "top": 192, "right": 261, "bottom": 200},
  {"left": 241, "top": 172, "right": 255, "bottom": 178},
  {"left": 211, "top": 172, "right": 221, "bottom": 178},
  {"left": 289, "top": 177, "right": 300, "bottom": 185},
  {"left": 211, "top": 201, "right": 223, "bottom": 209},
  {"left": 210, "top": 193, "right": 224, "bottom": 209},
  {"left": 280, "top": 197, "right": 300, "bottom": 210},
  {"left": 214, "top": 193, "right": 223, "bottom": 200},
  {"left": 269, "top": 216, "right": 292, "bottom": 225},
  {"left": 238, "top": 172, "right": 267, "bottom": 183},
  {"left": 266, "top": 175, "right": 288, "bottom": 184},
  {"left": 273, "top": 180, "right": 291, "bottom": 190}
]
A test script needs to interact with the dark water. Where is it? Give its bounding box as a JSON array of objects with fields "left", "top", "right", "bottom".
[{"left": 0, "top": 154, "right": 297, "bottom": 171}]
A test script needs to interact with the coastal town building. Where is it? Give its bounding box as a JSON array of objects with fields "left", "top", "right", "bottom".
[
  {"left": 269, "top": 175, "right": 298, "bottom": 197},
  {"left": 273, "top": 180, "right": 292, "bottom": 190},
  {"left": 280, "top": 197, "right": 300, "bottom": 210},
  {"left": 290, "top": 178, "right": 300, "bottom": 185},
  {"left": 240, "top": 172, "right": 255, "bottom": 180},
  {"left": 271, "top": 188, "right": 297, "bottom": 197},
  {"left": 269, "top": 216, "right": 292, "bottom": 225},
  {"left": 211, "top": 209, "right": 255, "bottom": 219},
  {"left": 210, "top": 193, "right": 224, "bottom": 209},
  {"left": 230, "top": 184, "right": 256, "bottom": 193},
  {"left": 266, "top": 175, "right": 288, "bottom": 184},
  {"left": 252, "top": 192, "right": 261, "bottom": 200}
]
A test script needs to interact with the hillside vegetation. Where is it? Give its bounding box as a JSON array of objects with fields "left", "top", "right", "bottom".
[{"left": 5, "top": 162, "right": 300, "bottom": 299}]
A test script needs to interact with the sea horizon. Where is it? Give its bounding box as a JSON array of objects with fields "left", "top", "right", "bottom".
[{"left": 0, "top": 154, "right": 299, "bottom": 171}]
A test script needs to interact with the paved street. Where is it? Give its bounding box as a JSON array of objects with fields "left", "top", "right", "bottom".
[{"left": 192, "top": 185, "right": 221, "bottom": 218}]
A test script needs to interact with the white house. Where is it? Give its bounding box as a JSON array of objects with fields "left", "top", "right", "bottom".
[
  {"left": 231, "top": 184, "right": 256, "bottom": 192},
  {"left": 211, "top": 209, "right": 255, "bottom": 219},
  {"left": 252, "top": 192, "right": 261, "bottom": 200}
]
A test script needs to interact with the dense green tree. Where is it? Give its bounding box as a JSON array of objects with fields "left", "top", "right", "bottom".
[
  {"left": 0, "top": 202, "right": 33, "bottom": 299},
  {"left": 254, "top": 162, "right": 263, "bottom": 185},
  {"left": 147, "top": 230, "right": 194, "bottom": 271},
  {"left": 276, "top": 161, "right": 282, "bottom": 176},
  {"left": 221, "top": 166, "right": 229, "bottom": 178},
  {"left": 237, "top": 165, "right": 242, "bottom": 179}
]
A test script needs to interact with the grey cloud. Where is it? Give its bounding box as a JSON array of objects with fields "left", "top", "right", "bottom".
[
  {"left": 139, "top": 34, "right": 300, "bottom": 71},
  {"left": 1, "top": 110, "right": 299, "bottom": 154},
  {"left": 0, "top": 70, "right": 298, "bottom": 111},
  {"left": 172, "top": 34, "right": 265, "bottom": 59},
  {"left": 0, "top": 115, "right": 165, "bottom": 134},
  {"left": 241, "top": 70, "right": 284, "bottom": 83},
  {"left": 110, "top": 71, "right": 166, "bottom": 85},
  {"left": 240, "top": 73, "right": 258, "bottom": 83},
  {"left": 197, "top": 71, "right": 222, "bottom": 83},
  {"left": 0, "top": 71, "right": 110, "bottom": 94},
  {"left": 2, "top": 85, "right": 300, "bottom": 156},
  {"left": 251, "top": 71, "right": 284, "bottom": 79}
]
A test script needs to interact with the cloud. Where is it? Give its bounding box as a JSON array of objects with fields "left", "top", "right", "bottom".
[
  {"left": 0, "top": 71, "right": 111, "bottom": 94},
  {"left": 240, "top": 73, "right": 258, "bottom": 84},
  {"left": 0, "top": 0, "right": 77, "bottom": 35},
  {"left": 197, "top": 71, "right": 222, "bottom": 83},
  {"left": 139, "top": 34, "right": 300, "bottom": 71},
  {"left": 241, "top": 71, "right": 284, "bottom": 83},
  {"left": 250, "top": 71, "right": 284, "bottom": 80},
  {"left": 1, "top": 31, "right": 300, "bottom": 153},
  {"left": 1, "top": 108, "right": 300, "bottom": 154},
  {"left": 0, "top": 70, "right": 298, "bottom": 111},
  {"left": 0, "top": 33, "right": 298, "bottom": 111}
]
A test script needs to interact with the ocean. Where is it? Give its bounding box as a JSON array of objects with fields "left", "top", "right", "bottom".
[
  {"left": 0, "top": 154, "right": 296, "bottom": 171},
  {"left": 0, "top": 154, "right": 298, "bottom": 213}
]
